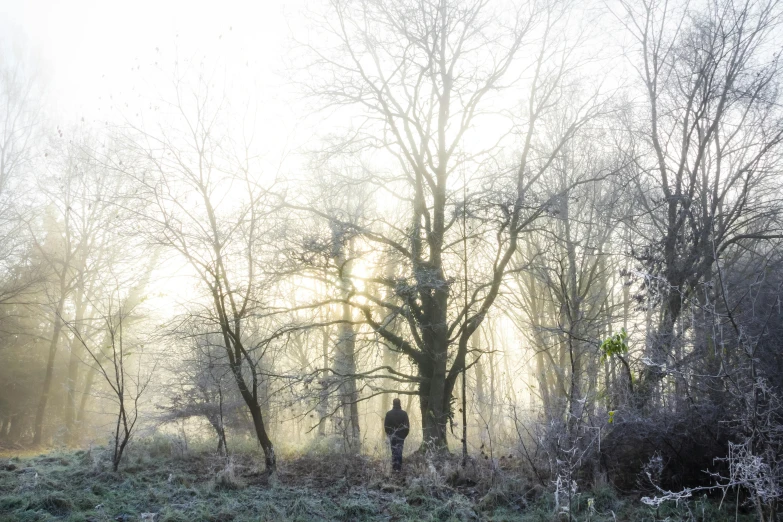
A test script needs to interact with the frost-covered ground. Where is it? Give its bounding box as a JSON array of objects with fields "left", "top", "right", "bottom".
[{"left": 0, "top": 440, "right": 754, "bottom": 521}]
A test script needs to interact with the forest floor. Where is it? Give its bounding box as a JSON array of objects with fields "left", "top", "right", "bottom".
[{"left": 0, "top": 438, "right": 755, "bottom": 522}]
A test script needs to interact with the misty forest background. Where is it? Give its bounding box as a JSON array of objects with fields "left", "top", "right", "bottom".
[{"left": 1, "top": 0, "right": 783, "bottom": 519}]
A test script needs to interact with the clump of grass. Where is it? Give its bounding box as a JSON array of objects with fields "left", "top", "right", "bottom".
[
  {"left": 248, "top": 499, "right": 286, "bottom": 521},
  {"left": 589, "top": 483, "right": 621, "bottom": 513},
  {"left": 158, "top": 508, "right": 191, "bottom": 522},
  {"left": 477, "top": 487, "right": 520, "bottom": 512},
  {"left": 77, "top": 447, "right": 94, "bottom": 467},
  {"left": 126, "top": 434, "right": 189, "bottom": 462},
  {"left": 213, "top": 459, "right": 244, "bottom": 491},
  {"left": 404, "top": 473, "right": 453, "bottom": 503},
  {"left": 72, "top": 492, "right": 101, "bottom": 511},
  {"left": 30, "top": 494, "right": 73, "bottom": 516},
  {"left": 0, "top": 495, "right": 26, "bottom": 512},
  {"left": 289, "top": 495, "right": 320, "bottom": 521},
  {"left": 284, "top": 487, "right": 343, "bottom": 521},
  {"left": 387, "top": 500, "right": 423, "bottom": 521},
  {"left": 435, "top": 494, "right": 479, "bottom": 521},
  {"left": 340, "top": 496, "right": 378, "bottom": 520}
]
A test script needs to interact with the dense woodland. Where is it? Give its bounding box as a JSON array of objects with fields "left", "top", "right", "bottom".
[{"left": 1, "top": 0, "right": 783, "bottom": 519}]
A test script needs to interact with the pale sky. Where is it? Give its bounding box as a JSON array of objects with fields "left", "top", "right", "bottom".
[
  {"left": 0, "top": 0, "right": 305, "bottom": 127},
  {"left": 0, "top": 0, "right": 313, "bottom": 312},
  {"left": 1, "top": 0, "right": 627, "bottom": 168}
]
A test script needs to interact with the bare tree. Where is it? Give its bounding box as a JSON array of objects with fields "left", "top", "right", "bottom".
[
  {"left": 0, "top": 38, "right": 43, "bottom": 306},
  {"left": 299, "top": 0, "right": 611, "bottom": 449},
  {"left": 65, "top": 289, "right": 154, "bottom": 472},
  {"left": 614, "top": 0, "right": 783, "bottom": 404},
  {"left": 505, "top": 116, "right": 629, "bottom": 430},
  {"left": 158, "top": 333, "right": 241, "bottom": 457},
  {"left": 21, "top": 128, "right": 139, "bottom": 446},
  {"left": 114, "top": 70, "right": 281, "bottom": 472}
]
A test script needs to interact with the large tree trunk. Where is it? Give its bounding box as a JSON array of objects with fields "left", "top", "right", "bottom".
[
  {"left": 419, "top": 374, "right": 449, "bottom": 451},
  {"left": 418, "top": 319, "right": 451, "bottom": 450},
  {"left": 415, "top": 253, "right": 452, "bottom": 451}
]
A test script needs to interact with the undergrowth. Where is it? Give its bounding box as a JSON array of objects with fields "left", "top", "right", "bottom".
[{"left": 0, "top": 438, "right": 758, "bottom": 521}]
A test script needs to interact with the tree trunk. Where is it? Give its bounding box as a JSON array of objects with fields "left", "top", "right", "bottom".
[
  {"left": 415, "top": 259, "right": 452, "bottom": 451},
  {"left": 231, "top": 362, "right": 276, "bottom": 471},
  {"left": 317, "top": 325, "right": 330, "bottom": 437},
  {"left": 381, "top": 257, "right": 400, "bottom": 416},
  {"left": 638, "top": 291, "right": 681, "bottom": 407},
  {"left": 223, "top": 325, "right": 276, "bottom": 472},
  {"left": 7, "top": 414, "right": 24, "bottom": 444},
  {"left": 247, "top": 399, "right": 276, "bottom": 471},
  {"left": 335, "top": 316, "right": 360, "bottom": 450},
  {"left": 418, "top": 375, "right": 449, "bottom": 451},
  {"left": 332, "top": 232, "right": 360, "bottom": 451},
  {"left": 473, "top": 337, "right": 489, "bottom": 425},
  {"left": 33, "top": 294, "right": 66, "bottom": 446},
  {"left": 64, "top": 295, "right": 88, "bottom": 445}
]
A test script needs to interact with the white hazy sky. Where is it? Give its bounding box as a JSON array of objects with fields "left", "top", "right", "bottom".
[
  {"left": 0, "top": 0, "right": 306, "bottom": 125},
  {"left": 1, "top": 0, "right": 631, "bottom": 187},
  {"left": 0, "top": 0, "right": 313, "bottom": 308}
]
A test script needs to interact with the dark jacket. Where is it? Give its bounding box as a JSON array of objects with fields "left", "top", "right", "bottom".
[{"left": 384, "top": 406, "right": 410, "bottom": 439}]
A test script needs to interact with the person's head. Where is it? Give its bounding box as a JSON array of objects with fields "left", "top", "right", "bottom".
[{"left": 393, "top": 398, "right": 401, "bottom": 409}]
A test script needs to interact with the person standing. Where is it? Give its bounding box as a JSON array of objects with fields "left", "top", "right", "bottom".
[{"left": 384, "top": 398, "right": 410, "bottom": 472}]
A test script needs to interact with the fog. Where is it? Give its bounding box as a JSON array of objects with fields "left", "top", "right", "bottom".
[{"left": 1, "top": 0, "right": 782, "bottom": 518}]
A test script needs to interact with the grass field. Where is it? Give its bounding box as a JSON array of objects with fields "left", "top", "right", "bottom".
[{"left": 0, "top": 438, "right": 756, "bottom": 521}]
